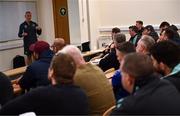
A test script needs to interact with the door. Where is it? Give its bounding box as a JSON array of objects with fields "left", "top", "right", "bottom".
[{"left": 53, "top": 0, "right": 70, "bottom": 44}]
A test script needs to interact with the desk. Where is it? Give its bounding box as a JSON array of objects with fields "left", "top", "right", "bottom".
[
  {"left": 4, "top": 66, "right": 26, "bottom": 95},
  {"left": 82, "top": 48, "right": 105, "bottom": 62},
  {"left": 82, "top": 49, "right": 104, "bottom": 57},
  {"left": 4, "top": 66, "right": 27, "bottom": 78}
]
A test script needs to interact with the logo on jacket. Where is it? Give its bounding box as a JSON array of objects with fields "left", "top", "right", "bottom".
[{"left": 24, "top": 25, "right": 27, "bottom": 28}]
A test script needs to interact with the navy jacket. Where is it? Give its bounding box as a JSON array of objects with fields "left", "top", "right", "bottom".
[
  {"left": 111, "top": 70, "right": 129, "bottom": 101},
  {"left": 111, "top": 74, "right": 180, "bottom": 114},
  {"left": 18, "top": 21, "right": 42, "bottom": 55},
  {"left": 19, "top": 49, "right": 54, "bottom": 91},
  {"left": 0, "top": 84, "right": 89, "bottom": 115}
]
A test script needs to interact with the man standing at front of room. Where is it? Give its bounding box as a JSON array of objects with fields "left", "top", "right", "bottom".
[{"left": 18, "top": 11, "right": 42, "bottom": 64}]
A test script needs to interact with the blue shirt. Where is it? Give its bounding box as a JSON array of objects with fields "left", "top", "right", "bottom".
[{"left": 111, "top": 70, "right": 129, "bottom": 101}]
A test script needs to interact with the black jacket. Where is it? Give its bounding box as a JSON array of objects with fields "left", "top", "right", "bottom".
[
  {"left": 0, "top": 84, "right": 89, "bottom": 115},
  {"left": 111, "top": 74, "right": 180, "bottom": 114},
  {"left": 18, "top": 21, "right": 42, "bottom": 55},
  {"left": 0, "top": 72, "right": 13, "bottom": 106},
  {"left": 18, "top": 49, "right": 54, "bottom": 91},
  {"left": 99, "top": 48, "right": 119, "bottom": 72},
  {"left": 163, "top": 71, "right": 180, "bottom": 92}
]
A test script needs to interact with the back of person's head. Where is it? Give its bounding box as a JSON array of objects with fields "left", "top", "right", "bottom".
[
  {"left": 169, "top": 25, "right": 178, "bottom": 32},
  {"left": 116, "top": 42, "right": 136, "bottom": 55},
  {"left": 150, "top": 40, "right": 180, "bottom": 69},
  {"left": 168, "top": 25, "right": 180, "bottom": 39},
  {"left": 49, "top": 53, "right": 76, "bottom": 84},
  {"left": 159, "top": 21, "right": 170, "bottom": 29},
  {"left": 51, "top": 38, "right": 65, "bottom": 53},
  {"left": 144, "top": 25, "right": 155, "bottom": 32},
  {"left": 139, "top": 35, "right": 155, "bottom": 52},
  {"left": 163, "top": 28, "right": 175, "bottom": 40},
  {"left": 121, "top": 53, "right": 154, "bottom": 79},
  {"left": 33, "top": 41, "right": 50, "bottom": 55},
  {"left": 29, "top": 41, "right": 50, "bottom": 60},
  {"left": 112, "top": 27, "right": 121, "bottom": 34},
  {"left": 116, "top": 42, "right": 136, "bottom": 63},
  {"left": 129, "top": 26, "right": 139, "bottom": 33},
  {"left": 143, "top": 25, "right": 159, "bottom": 41},
  {"left": 113, "top": 33, "right": 126, "bottom": 47},
  {"left": 59, "top": 45, "right": 85, "bottom": 66}
]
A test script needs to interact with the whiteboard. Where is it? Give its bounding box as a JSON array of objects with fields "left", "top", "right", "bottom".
[{"left": 0, "top": 1, "right": 37, "bottom": 42}]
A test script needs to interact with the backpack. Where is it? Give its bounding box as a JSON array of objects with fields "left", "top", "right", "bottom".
[{"left": 13, "top": 55, "right": 25, "bottom": 69}]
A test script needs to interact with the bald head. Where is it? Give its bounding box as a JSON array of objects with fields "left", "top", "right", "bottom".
[
  {"left": 59, "top": 45, "right": 85, "bottom": 67},
  {"left": 52, "top": 38, "right": 65, "bottom": 53}
]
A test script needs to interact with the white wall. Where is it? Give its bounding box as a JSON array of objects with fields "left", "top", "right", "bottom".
[
  {"left": 88, "top": 0, "right": 101, "bottom": 50},
  {"left": 68, "top": 0, "right": 90, "bottom": 46},
  {"left": 68, "top": 0, "right": 81, "bottom": 46},
  {"left": 0, "top": 47, "right": 24, "bottom": 71},
  {"left": 98, "top": 0, "right": 180, "bottom": 26},
  {"left": 78, "top": 0, "right": 89, "bottom": 44},
  {"left": 36, "top": 0, "right": 55, "bottom": 45},
  {"left": 88, "top": 0, "right": 180, "bottom": 49}
]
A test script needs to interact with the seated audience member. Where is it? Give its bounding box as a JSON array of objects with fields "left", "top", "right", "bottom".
[
  {"left": 93, "top": 27, "right": 121, "bottom": 59},
  {"left": 159, "top": 21, "right": 170, "bottom": 35},
  {"left": 0, "top": 72, "right": 13, "bottom": 107},
  {"left": 99, "top": 33, "right": 126, "bottom": 71},
  {"left": 51, "top": 38, "right": 65, "bottom": 53},
  {"left": 158, "top": 28, "right": 180, "bottom": 45},
  {"left": 0, "top": 53, "right": 89, "bottom": 115},
  {"left": 18, "top": 41, "right": 54, "bottom": 91},
  {"left": 169, "top": 24, "right": 180, "bottom": 38},
  {"left": 142, "top": 25, "right": 159, "bottom": 41},
  {"left": 150, "top": 40, "right": 180, "bottom": 92},
  {"left": 136, "top": 20, "right": 144, "bottom": 35},
  {"left": 136, "top": 35, "right": 155, "bottom": 55},
  {"left": 60, "top": 45, "right": 115, "bottom": 114},
  {"left": 112, "top": 42, "right": 136, "bottom": 101},
  {"left": 111, "top": 53, "right": 180, "bottom": 114},
  {"left": 129, "top": 25, "right": 141, "bottom": 46},
  {"left": 104, "top": 27, "right": 121, "bottom": 54}
]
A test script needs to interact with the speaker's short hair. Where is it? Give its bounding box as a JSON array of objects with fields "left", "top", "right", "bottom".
[{"left": 136, "top": 20, "right": 143, "bottom": 25}]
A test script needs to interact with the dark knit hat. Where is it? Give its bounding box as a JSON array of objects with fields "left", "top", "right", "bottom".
[{"left": 29, "top": 41, "right": 50, "bottom": 54}]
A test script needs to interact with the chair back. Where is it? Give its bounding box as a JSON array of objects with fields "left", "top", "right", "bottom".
[{"left": 103, "top": 105, "right": 116, "bottom": 116}]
